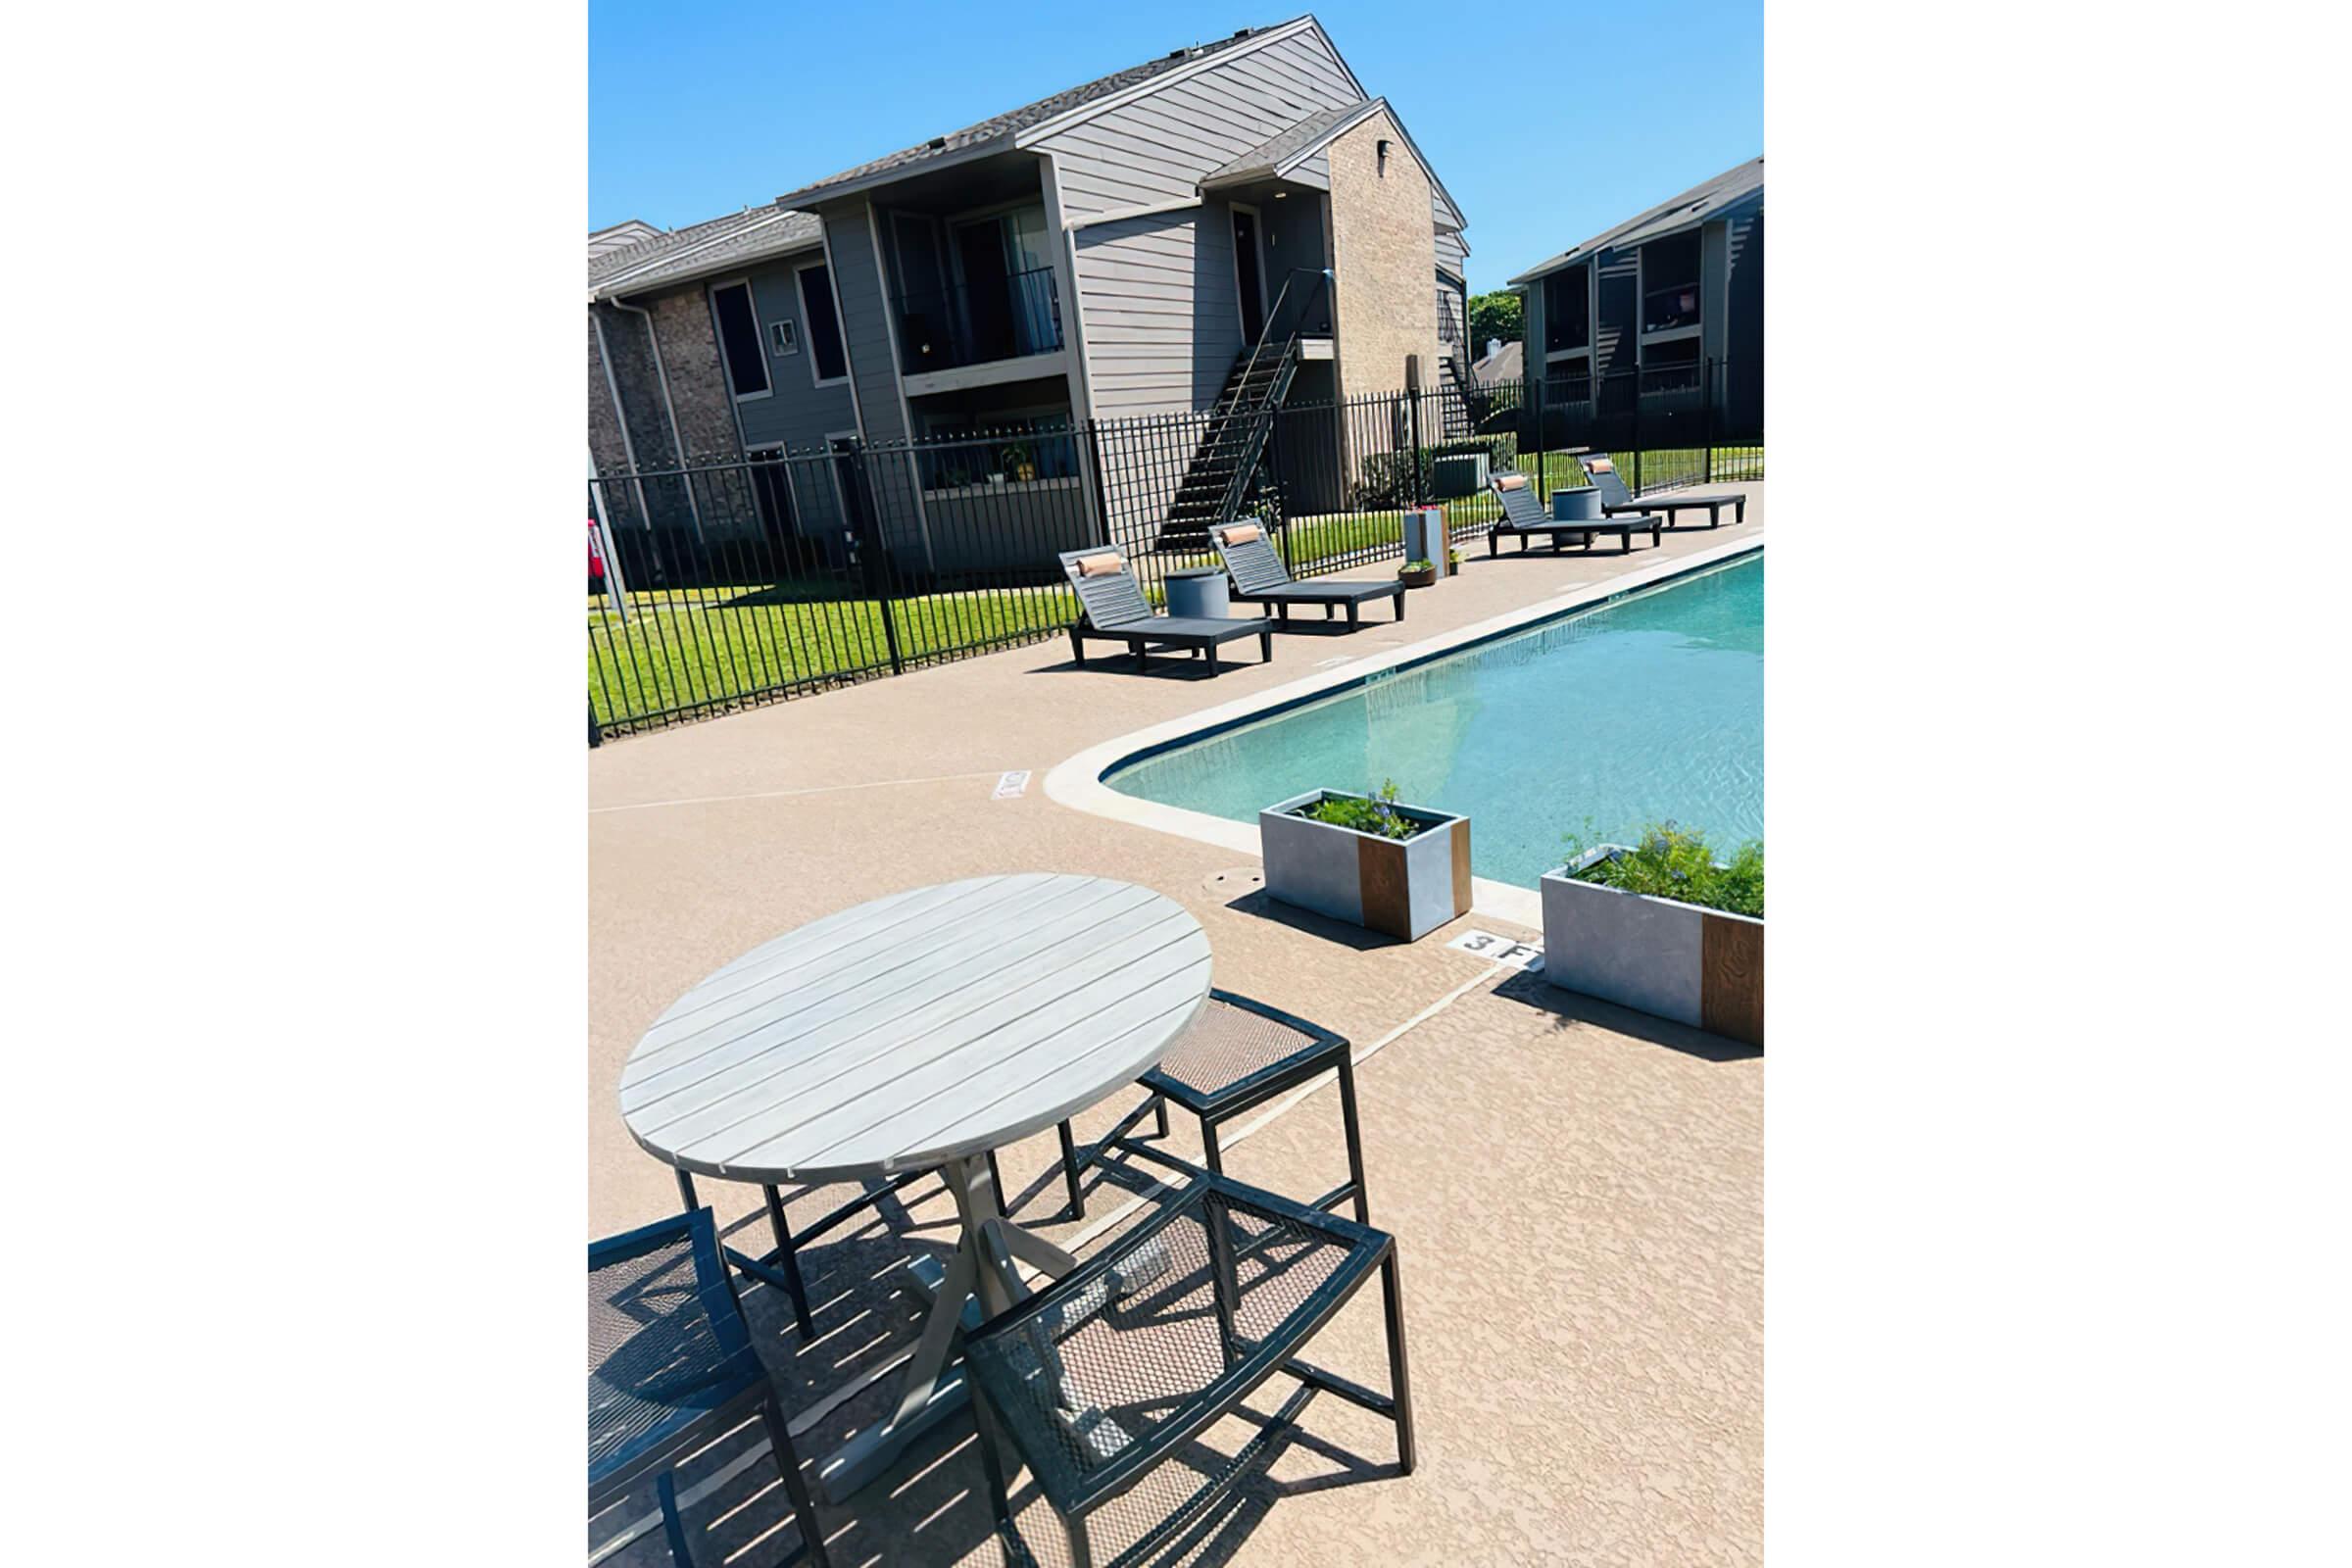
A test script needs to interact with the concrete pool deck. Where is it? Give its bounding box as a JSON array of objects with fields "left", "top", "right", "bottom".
[{"left": 589, "top": 485, "right": 1764, "bottom": 1566}]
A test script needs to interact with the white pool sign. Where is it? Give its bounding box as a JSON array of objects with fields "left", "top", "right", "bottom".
[
  {"left": 1447, "top": 929, "right": 1544, "bottom": 969},
  {"left": 993, "top": 770, "right": 1031, "bottom": 799}
]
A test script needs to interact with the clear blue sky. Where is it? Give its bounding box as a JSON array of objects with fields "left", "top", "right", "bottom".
[{"left": 591, "top": 1, "right": 1759, "bottom": 295}]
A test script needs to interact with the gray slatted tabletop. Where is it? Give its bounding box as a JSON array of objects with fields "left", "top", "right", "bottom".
[
  {"left": 621, "top": 872, "right": 1212, "bottom": 1184},
  {"left": 620, "top": 872, "right": 1214, "bottom": 1501}
]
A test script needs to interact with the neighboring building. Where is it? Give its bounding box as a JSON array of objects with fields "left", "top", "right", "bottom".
[
  {"left": 587, "top": 219, "right": 664, "bottom": 260},
  {"left": 1470, "top": 338, "right": 1522, "bottom": 387},
  {"left": 1504, "top": 156, "right": 1761, "bottom": 438},
  {"left": 589, "top": 15, "right": 1470, "bottom": 564}
]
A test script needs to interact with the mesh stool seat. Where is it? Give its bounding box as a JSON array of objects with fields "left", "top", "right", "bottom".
[
  {"left": 590, "top": 1209, "right": 831, "bottom": 1567},
  {"left": 961, "top": 1174, "right": 1414, "bottom": 1568},
  {"left": 1064, "top": 991, "right": 1369, "bottom": 1224}
]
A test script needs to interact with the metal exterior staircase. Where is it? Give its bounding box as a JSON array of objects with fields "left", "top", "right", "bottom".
[
  {"left": 1438, "top": 352, "right": 1476, "bottom": 437},
  {"left": 1152, "top": 269, "right": 1331, "bottom": 553}
]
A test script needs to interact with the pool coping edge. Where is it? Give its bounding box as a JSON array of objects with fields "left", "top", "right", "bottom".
[{"left": 1044, "top": 532, "right": 1766, "bottom": 933}]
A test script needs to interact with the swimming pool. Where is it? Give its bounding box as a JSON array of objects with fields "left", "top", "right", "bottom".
[{"left": 1104, "top": 553, "right": 1762, "bottom": 890}]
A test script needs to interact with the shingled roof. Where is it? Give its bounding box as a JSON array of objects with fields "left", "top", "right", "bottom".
[
  {"left": 588, "top": 207, "right": 824, "bottom": 300},
  {"left": 773, "top": 19, "right": 1308, "bottom": 207},
  {"left": 1506, "top": 156, "right": 1763, "bottom": 287}
]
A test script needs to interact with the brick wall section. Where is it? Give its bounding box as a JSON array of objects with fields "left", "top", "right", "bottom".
[
  {"left": 641, "top": 289, "right": 743, "bottom": 465},
  {"left": 1326, "top": 108, "right": 1446, "bottom": 408}
]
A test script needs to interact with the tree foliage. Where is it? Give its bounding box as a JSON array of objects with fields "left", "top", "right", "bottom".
[{"left": 1467, "top": 290, "right": 1523, "bottom": 352}]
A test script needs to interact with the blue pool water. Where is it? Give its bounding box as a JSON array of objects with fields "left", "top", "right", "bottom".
[{"left": 1106, "top": 554, "right": 1762, "bottom": 890}]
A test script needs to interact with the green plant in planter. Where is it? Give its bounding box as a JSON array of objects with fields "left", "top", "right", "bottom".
[
  {"left": 1566, "top": 819, "right": 1763, "bottom": 917},
  {"left": 1001, "top": 439, "right": 1037, "bottom": 482},
  {"left": 1399, "top": 559, "right": 1434, "bottom": 575},
  {"left": 1297, "top": 779, "right": 1419, "bottom": 841}
]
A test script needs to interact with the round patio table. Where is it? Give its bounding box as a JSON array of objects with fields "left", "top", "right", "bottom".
[{"left": 618, "top": 871, "right": 1212, "bottom": 1499}]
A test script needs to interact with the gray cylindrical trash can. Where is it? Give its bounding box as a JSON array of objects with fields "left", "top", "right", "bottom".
[
  {"left": 1553, "top": 487, "right": 1604, "bottom": 521},
  {"left": 1163, "top": 567, "right": 1230, "bottom": 619}
]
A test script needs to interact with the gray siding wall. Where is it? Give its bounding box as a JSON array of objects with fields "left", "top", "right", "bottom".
[
  {"left": 1072, "top": 206, "right": 1245, "bottom": 417},
  {"left": 1725, "top": 209, "right": 1763, "bottom": 431},
  {"left": 1038, "top": 26, "right": 1363, "bottom": 417},
  {"left": 817, "top": 202, "right": 911, "bottom": 448},
  {"left": 1038, "top": 30, "right": 1361, "bottom": 220},
  {"left": 1434, "top": 226, "right": 1466, "bottom": 277},
  {"left": 728, "top": 252, "right": 858, "bottom": 453}
]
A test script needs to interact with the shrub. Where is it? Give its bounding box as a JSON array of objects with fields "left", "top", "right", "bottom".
[
  {"left": 1297, "top": 780, "right": 1421, "bottom": 841},
  {"left": 1566, "top": 821, "right": 1763, "bottom": 918}
]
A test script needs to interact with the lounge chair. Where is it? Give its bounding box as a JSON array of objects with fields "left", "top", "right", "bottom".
[
  {"left": 1486, "top": 471, "right": 1659, "bottom": 556},
  {"left": 1574, "top": 452, "right": 1745, "bottom": 528},
  {"left": 1209, "top": 521, "right": 1404, "bottom": 628},
  {"left": 1058, "top": 547, "right": 1273, "bottom": 674}
]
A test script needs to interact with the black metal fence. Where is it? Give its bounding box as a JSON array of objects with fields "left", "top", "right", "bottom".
[{"left": 589, "top": 360, "right": 1760, "bottom": 741}]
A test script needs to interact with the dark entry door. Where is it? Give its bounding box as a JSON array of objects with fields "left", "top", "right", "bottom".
[
  {"left": 955, "top": 220, "right": 1015, "bottom": 364},
  {"left": 1233, "top": 208, "right": 1266, "bottom": 343}
]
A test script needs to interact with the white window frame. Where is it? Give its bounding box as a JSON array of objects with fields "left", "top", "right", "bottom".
[
  {"left": 708, "top": 277, "right": 773, "bottom": 403},
  {"left": 768, "top": 318, "right": 799, "bottom": 357},
  {"left": 795, "top": 260, "right": 850, "bottom": 388}
]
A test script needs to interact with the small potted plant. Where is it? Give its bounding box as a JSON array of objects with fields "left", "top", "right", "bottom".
[
  {"left": 1002, "top": 440, "right": 1038, "bottom": 483},
  {"left": 1540, "top": 821, "right": 1763, "bottom": 1046},
  {"left": 1398, "top": 558, "right": 1438, "bottom": 589},
  {"left": 1260, "top": 780, "right": 1469, "bottom": 941}
]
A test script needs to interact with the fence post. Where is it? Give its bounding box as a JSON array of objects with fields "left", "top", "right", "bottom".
[
  {"left": 1632, "top": 390, "right": 1643, "bottom": 498},
  {"left": 840, "top": 438, "right": 906, "bottom": 676},
  {"left": 1529, "top": 371, "right": 1546, "bottom": 505},
  {"left": 1268, "top": 405, "right": 1297, "bottom": 572},
  {"left": 1083, "top": 418, "right": 1113, "bottom": 548},
  {"left": 590, "top": 703, "right": 603, "bottom": 748},
  {"left": 1405, "top": 361, "right": 1425, "bottom": 507},
  {"left": 1703, "top": 358, "right": 1716, "bottom": 485}
]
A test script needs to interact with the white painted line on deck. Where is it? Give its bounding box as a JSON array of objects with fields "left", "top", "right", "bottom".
[{"left": 590, "top": 769, "right": 1007, "bottom": 815}]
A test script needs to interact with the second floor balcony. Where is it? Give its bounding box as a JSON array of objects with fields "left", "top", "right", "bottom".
[{"left": 894, "top": 266, "right": 1064, "bottom": 379}]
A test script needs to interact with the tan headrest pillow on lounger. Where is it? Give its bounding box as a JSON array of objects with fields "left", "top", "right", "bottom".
[
  {"left": 1494, "top": 473, "right": 1529, "bottom": 491},
  {"left": 1076, "top": 552, "right": 1125, "bottom": 577},
  {"left": 1584, "top": 456, "right": 1615, "bottom": 474},
  {"left": 1221, "top": 524, "right": 1262, "bottom": 544}
]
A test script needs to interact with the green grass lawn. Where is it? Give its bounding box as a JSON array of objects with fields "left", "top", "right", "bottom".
[
  {"left": 590, "top": 445, "right": 1761, "bottom": 733},
  {"left": 590, "top": 583, "right": 1074, "bottom": 728}
]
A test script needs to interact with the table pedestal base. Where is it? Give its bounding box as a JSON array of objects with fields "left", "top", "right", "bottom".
[{"left": 814, "top": 1151, "right": 1077, "bottom": 1504}]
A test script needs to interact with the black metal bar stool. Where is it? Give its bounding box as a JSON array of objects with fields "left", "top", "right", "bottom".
[{"left": 1062, "top": 990, "right": 1370, "bottom": 1224}]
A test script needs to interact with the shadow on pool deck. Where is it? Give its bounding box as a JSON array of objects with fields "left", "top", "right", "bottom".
[{"left": 1489, "top": 968, "right": 1765, "bottom": 1063}]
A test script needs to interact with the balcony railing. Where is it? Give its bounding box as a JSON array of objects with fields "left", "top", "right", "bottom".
[
  {"left": 1642, "top": 278, "right": 1701, "bottom": 335},
  {"left": 894, "top": 266, "right": 1062, "bottom": 373}
]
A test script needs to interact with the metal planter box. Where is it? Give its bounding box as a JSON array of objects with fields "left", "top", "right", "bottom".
[
  {"left": 1540, "top": 849, "right": 1763, "bottom": 1046},
  {"left": 1260, "top": 790, "right": 1470, "bottom": 941}
]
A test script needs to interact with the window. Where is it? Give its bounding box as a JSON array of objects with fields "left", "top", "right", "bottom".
[
  {"left": 1543, "top": 265, "right": 1591, "bottom": 357},
  {"left": 768, "top": 318, "right": 798, "bottom": 356},
  {"left": 1640, "top": 231, "right": 1702, "bottom": 336},
  {"left": 797, "top": 264, "right": 849, "bottom": 384},
  {"left": 710, "top": 281, "right": 770, "bottom": 400}
]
